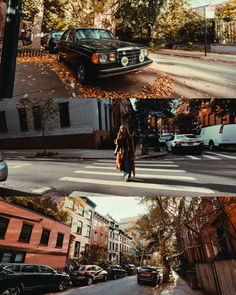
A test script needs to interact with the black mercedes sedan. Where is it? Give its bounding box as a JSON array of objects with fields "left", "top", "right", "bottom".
[
  {"left": 0, "top": 263, "right": 71, "bottom": 295},
  {"left": 57, "top": 28, "right": 153, "bottom": 84}
]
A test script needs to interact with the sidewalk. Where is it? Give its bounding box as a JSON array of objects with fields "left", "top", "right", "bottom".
[
  {"left": 2, "top": 146, "right": 167, "bottom": 161},
  {"left": 156, "top": 49, "right": 236, "bottom": 63},
  {"left": 159, "top": 273, "right": 205, "bottom": 295}
]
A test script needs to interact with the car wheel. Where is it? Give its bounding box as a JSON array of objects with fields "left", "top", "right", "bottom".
[
  {"left": 87, "top": 277, "right": 93, "bottom": 286},
  {"left": 122, "top": 272, "right": 125, "bottom": 278},
  {"left": 0, "top": 286, "right": 20, "bottom": 295},
  {"left": 152, "top": 277, "right": 158, "bottom": 286},
  {"left": 103, "top": 274, "right": 107, "bottom": 282},
  {"left": 76, "top": 62, "right": 89, "bottom": 84},
  {"left": 58, "top": 279, "right": 69, "bottom": 291},
  {"left": 209, "top": 140, "right": 215, "bottom": 151},
  {"left": 137, "top": 278, "right": 142, "bottom": 284}
]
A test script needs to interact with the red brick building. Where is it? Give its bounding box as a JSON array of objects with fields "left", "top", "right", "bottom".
[
  {"left": 179, "top": 197, "right": 236, "bottom": 265},
  {"left": 0, "top": 199, "right": 71, "bottom": 270},
  {"left": 91, "top": 211, "right": 109, "bottom": 251}
]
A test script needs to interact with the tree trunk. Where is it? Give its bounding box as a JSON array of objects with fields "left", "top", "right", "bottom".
[{"left": 32, "top": 0, "right": 44, "bottom": 48}]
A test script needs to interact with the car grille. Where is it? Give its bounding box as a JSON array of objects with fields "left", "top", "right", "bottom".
[{"left": 117, "top": 48, "right": 141, "bottom": 66}]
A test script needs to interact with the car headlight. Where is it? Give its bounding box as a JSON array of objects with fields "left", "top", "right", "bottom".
[
  {"left": 141, "top": 48, "right": 148, "bottom": 57},
  {"left": 99, "top": 53, "right": 108, "bottom": 63}
]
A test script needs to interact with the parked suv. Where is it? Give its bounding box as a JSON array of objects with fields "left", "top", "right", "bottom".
[
  {"left": 122, "top": 264, "right": 136, "bottom": 275},
  {"left": 57, "top": 28, "right": 152, "bottom": 84},
  {"left": 70, "top": 264, "right": 108, "bottom": 286},
  {"left": 0, "top": 263, "right": 70, "bottom": 295},
  {"left": 103, "top": 264, "right": 126, "bottom": 279},
  {"left": 137, "top": 266, "right": 161, "bottom": 286}
]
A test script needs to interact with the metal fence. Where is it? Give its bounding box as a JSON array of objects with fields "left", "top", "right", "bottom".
[
  {"left": 17, "top": 47, "right": 43, "bottom": 57},
  {"left": 195, "top": 259, "right": 236, "bottom": 295}
]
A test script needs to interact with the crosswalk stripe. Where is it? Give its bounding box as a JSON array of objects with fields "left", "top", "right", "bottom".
[
  {"left": 98, "top": 159, "right": 174, "bottom": 164},
  {"left": 32, "top": 187, "right": 52, "bottom": 194},
  {"left": 202, "top": 155, "right": 221, "bottom": 160},
  {"left": 93, "top": 162, "right": 179, "bottom": 168},
  {"left": 60, "top": 177, "right": 214, "bottom": 194},
  {"left": 186, "top": 155, "right": 201, "bottom": 160},
  {"left": 74, "top": 170, "right": 196, "bottom": 181},
  {"left": 85, "top": 165, "right": 186, "bottom": 173},
  {"left": 208, "top": 152, "right": 236, "bottom": 160}
]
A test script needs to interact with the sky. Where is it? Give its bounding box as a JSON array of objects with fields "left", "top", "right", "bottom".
[
  {"left": 88, "top": 196, "right": 148, "bottom": 222},
  {"left": 189, "top": 0, "right": 227, "bottom": 8}
]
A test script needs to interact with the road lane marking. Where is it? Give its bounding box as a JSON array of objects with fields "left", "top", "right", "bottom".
[
  {"left": 85, "top": 165, "right": 186, "bottom": 173},
  {"left": 93, "top": 162, "right": 179, "bottom": 167},
  {"left": 59, "top": 177, "right": 214, "bottom": 194},
  {"left": 202, "top": 155, "right": 221, "bottom": 160},
  {"left": 208, "top": 152, "right": 236, "bottom": 160},
  {"left": 32, "top": 187, "right": 52, "bottom": 194},
  {"left": 74, "top": 170, "right": 196, "bottom": 181},
  {"left": 97, "top": 159, "right": 174, "bottom": 164},
  {"left": 186, "top": 155, "right": 201, "bottom": 160}
]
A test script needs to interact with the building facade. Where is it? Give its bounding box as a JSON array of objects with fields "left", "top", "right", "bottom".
[
  {"left": 0, "top": 98, "right": 112, "bottom": 149},
  {"left": 0, "top": 199, "right": 71, "bottom": 270},
  {"left": 106, "top": 214, "right": 120, "bottom": 264}
]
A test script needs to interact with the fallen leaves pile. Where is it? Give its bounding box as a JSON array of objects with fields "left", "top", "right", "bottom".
[{"left": 17, "top": 55, "right": 174, "bottom": 99}]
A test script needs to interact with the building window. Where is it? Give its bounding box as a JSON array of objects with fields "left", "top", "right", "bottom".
[
  {"left": 19, "top": 223, "right": 33, "bottom": 243},
  {"left": 77, "top": 221, "right": 83, "bottom": 235},
  {"left": 59, "top": 102, "right": 70, "bottom": 128},
  {"left": 100, "top": 233, "right": 103, "bottom": 244},
  {"left": 18, "top": 108, "right": 28, "bottom": 132},
  {"left": 109, "top": 241, "right": 112, "bottom": 250},
  {"left": 87, "top": 210, "right": 92, "bottom": 220},
  {"left": 0, "top": 217, "right": 10, "bottom": 239},
  {"left": 94, "top": 232, "right": 98, "bottom": 241},
  {"left": 85, "top": 244, "right": 89, "bottom": 253},
  {"left": 32, "top": 106, "right": 42, "bottom": 131},
  {"left": 77, "top": 207, "right": 84, "bottom": 216},
  {"left": 74, "top": 241, "right": 80, "bottom": 257},
  {"left": 98, "top": 101, "right": 102, "bottom": 130},
  {"left": 86, "top": 225, "right": 91, "bottom": 237},
  {"left": 56, "top": 233, "right": 64, "bottom": 248},
  {"left": 40, "top": 229, "right": 50, "bottom": 245},
  {"left": 104, "top": 106, "right": 108, "bottom": 130},
  {"left": 0, "top": 111, "right": 8, "bottom": 133}
]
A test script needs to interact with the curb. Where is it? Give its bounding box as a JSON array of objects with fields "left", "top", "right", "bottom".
[{"left": 157, "top": 51, "right": 236, "bottom": 63}]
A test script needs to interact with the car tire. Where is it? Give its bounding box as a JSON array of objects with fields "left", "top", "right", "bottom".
[
  {"left": 137, "top": 278, "right": 142, "bottom": 284},
  {"left": 57, "top": 279, "right": 69, "bottom": 291},
  {"left": 209, "top": 140, "right": 215, "bottom": 151},
  {"left": 152, "top": 277, "right": 158, "bottom": 286},
  {"left": 103, "top": 274, "right": 107, "bottom": 282},
  {"left": 0, "top": 286, "right": 21, "bottom": 295},
  {"left": 76, "top": 61, "right": 89, "bottom": 85},
  {"left": 87, "top": 277, "right": 93, "bottom": 286}
]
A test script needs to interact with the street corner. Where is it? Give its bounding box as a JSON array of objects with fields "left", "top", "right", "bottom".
[{"left": 14, "top": 55, "right": 174, "bottom": 99}]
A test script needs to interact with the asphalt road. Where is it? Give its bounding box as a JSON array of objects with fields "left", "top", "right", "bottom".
[
  {"left": 1, "top": 151, "right": 236, "bottom": 197},
  {"left": 150, "top": 54, "right": 236, "bottom": 98},
  {"left": 50, "top": 273, "right": 205, "bottom": 295}
]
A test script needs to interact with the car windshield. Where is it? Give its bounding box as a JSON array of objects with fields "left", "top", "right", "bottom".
[
  {"left": 75, "top": 29, "right": 115, "bottom": 40},
  {"left": 140, "top": 267, "right": 155, "bottom": 272},
  {"left": 51, "top": 32, "right": 63, "bottom": 40},
  {"left": 176, "top": 134, "right": 196, "bottom": 140}
]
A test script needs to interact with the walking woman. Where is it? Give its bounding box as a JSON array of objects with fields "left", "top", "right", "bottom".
[{"left": 114, "top": 125, "right": 135, "bottom": 182}]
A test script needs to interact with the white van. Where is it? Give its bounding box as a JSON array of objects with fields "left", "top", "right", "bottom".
[{"left": 199, "top": 124, "right": 236, "bottom": 151}]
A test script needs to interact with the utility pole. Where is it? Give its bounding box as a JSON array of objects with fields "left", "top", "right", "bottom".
[{"left": 0, "top": 0, "right": 22, "bottom": 98}]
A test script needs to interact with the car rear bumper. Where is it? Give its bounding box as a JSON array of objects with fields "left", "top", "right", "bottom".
[
  {"left": 0, "top": 161, "right": 8, "bottom": 181},
  {"left": 173, "top": 145, "right": 204, "bottom": 153},
  {"left": 97, "top": 59, "right": 153, "bottom": 78},
  {"left": 138, "top": 275, "right": 156, "bottom": 282}
]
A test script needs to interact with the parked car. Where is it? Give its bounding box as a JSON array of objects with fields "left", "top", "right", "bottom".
[
  {"left": 199, "top": 124, "right": 236, "bottom": 151},
  {"left": 122, "top": 264, "right": 136, "bottom": 275},
  {"left": 137, "top": 266, "right": 162, "bottom": 286},
  {"left": 166, "top": 134, "right": 204, "bottom": 154},
  {"left": 57, "top": 28, "right": 153, "bottom": 84},
  {"left": 44, "top": 31, "right": 64, "bottom": 53},
  {"left": 0, "top": 263, "right": 71, "bottom": 295},
  {"left": 0, "top": 153, "right": 8, "bottom": 181},
  {"left": 70, "top": 264, "right": 108, "bottom": 286},
  {"left": 103, "top": 264, "right": 126, "bottom": 279},
  {"left": 159, "top": 134, "right": 173, "bottom": 148}
]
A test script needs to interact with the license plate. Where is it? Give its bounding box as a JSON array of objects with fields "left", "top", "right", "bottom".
[
  {"left": 141, "top": 273, "right": 151, "bottom": 277},
  {"left": 188, "top": 142, "right": 193, "bottom": 146}
]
